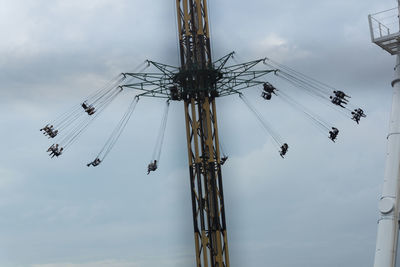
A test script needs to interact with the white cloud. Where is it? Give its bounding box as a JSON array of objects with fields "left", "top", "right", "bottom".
[
  {"left": 259, "top": 33, "right": 287, "bottom": 48},
  {"left": 252, "top": 33, "right": 311, "bottom": 62}
]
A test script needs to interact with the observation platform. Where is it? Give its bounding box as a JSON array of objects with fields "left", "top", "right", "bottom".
[{"left": 369, "top": 7, "right": 400, "bottom": 55}]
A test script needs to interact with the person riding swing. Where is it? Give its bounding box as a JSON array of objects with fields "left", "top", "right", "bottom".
[
  {"left": 351, "top": 108, "right": 366, "bottom": 124},
  {"left": 87, "top": 158, "right": 101, "bottom": 167},
  {"left": 330, "top": 96, "right": 347, "bottom": 108},
  {"left": 147, "top": 160, "right": 158, "bottom": 174},
  {"left": 263, "top": 82, "right": 277, "bottom": 95},
  {"left": 333, "top": 90, "right": 350, "bottom": 100},
  {"left": 82, "top": 101, "right": 96, "bottom": 115},
  {"left": 280, "top": 143, "right": 289, "bottom": 158},
  {"left": 329, "top": 127, "right": 339, "bottom": 142},
  {"left": 48, "top": 144, "right": 63, "bottom": 158},
  {"left": 261, "top": 82, "right": 277, "bottom": 100}
]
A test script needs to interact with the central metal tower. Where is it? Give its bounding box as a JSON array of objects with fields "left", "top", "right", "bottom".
[{"left": 176, "top": 1, "right": 229, "bottom": 266}]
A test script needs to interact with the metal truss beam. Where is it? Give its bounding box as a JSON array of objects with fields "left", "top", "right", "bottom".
[{"left": 184, "top": 96, "right": 229, "bottom": 267}]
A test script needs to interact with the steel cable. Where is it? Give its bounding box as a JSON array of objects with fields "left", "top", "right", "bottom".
[
  {"left": 152, "top": 100, "right": 171, "bottom": 163},
  {"left": 95, "top": 96, "right": 140, "bottom": 161},
  {"left": 239, "top": 93, "right": 284, "bottom": 149},
  {"left": 276, "top": 89, "right": 332, "bottom": 135}
]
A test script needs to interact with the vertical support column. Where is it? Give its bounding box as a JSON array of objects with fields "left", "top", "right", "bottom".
[
  {"left": 184, "top": 97, "right": 230, "bottom": 267},
  {"left": 374, "top": 55, "right": 400, "bottom": 267},
  {"left": 176, "top": 0, "right": 212, "bottom": 69},
  {"left": 211, "top": 99, "right": 230, "bottom": 266},
  {"left": 177, "top": 1, "right": 229, "bottom": 266}
]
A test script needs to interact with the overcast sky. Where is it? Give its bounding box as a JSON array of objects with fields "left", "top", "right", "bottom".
[{"left": 0, "top": 0, "right": 397, "bottom": 266}]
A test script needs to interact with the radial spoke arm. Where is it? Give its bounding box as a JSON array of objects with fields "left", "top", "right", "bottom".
[
  {"left": 122, "top": 73, "right": 175, "bottom": 98},
  {"left": 213, "top": 51, "right": 235, "bottom": 71},
  {"left": 222, "top": 58, "right": 266, "bottom": 72},
  {"left": 217, "top": 59, "right": 274, "bottom": 91},
  {"left": 145, "top": 60, "right": 180, "bottom": 75},
  {"left": 217, "top": 69, "right": 276, "bottom": 96}
]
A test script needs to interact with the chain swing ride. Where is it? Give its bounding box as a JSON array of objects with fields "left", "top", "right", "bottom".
[{"left": 40, "top": 1, "right": 366, "bottom": 266}]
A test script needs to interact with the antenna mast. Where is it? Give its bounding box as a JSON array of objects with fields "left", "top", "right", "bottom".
[{"left": 369, "top": 1, "right": 400, "bottom": 266}]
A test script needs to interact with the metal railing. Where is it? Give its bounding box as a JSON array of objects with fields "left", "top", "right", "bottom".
[{"left": 368, "top": 7, "right": 399, "bottom": 42}]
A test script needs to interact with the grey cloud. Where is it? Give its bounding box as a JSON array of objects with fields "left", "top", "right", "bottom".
[{"left": 0, "top": 0, "right": 395, "bottom": 266}]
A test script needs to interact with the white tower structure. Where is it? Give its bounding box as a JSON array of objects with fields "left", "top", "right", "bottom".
[{"left": 369, "top": 2, "right": 400, "bottom": 266}]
